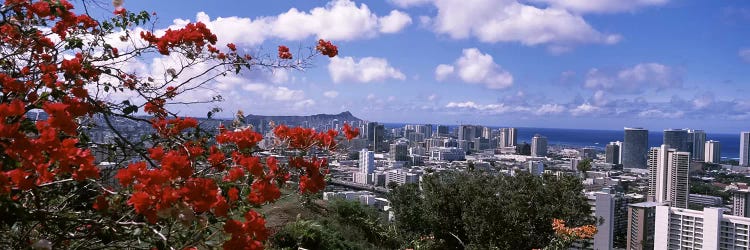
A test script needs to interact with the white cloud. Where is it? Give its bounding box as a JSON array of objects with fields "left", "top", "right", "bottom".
[
  {"left": 406, "top": 0, "right": 620, "bottom": 50},
  {"left": 328, "top": 56, "right": 406, "bottom": 83},
  {"left": 569, "top": 103, "right": 601, "bottom": 116},
  {"left": 638, "top": 109, "right": 685, "bottom": 119},
  {"left": 536, "top": 104, "right": 566, "bottom": 115},
  {"left": 166, "top": 0, "right": 410, "bottom": 47},
  {"left": 241, "top": 84, "right": 306, "bottom": 102},
  {"left": 445, "top": 101, "right": 530, "bottom": 114},
  {"left": 436, "top": 48, "right": 513, "bottom": 89},
  {"left": 271, "top": 0, "right": 411, "bottom": 40},
  {"left": 379, "top": 10, "right": 413, "bottom": 33},
  {"left": 323, "top": 90, "right": 339, "bottom": 98},
  {"left": 740, "top": 48, "right": 750, "bottom": 63},
  {"left": 584, "top": 63, "right": 682, "bottom": 94},
  {"left": 389, "top": 0, "right": 431, "bottom": 8},
  {"left": 434, "top": 64, "right": 455, "bottom": 81},
  {"left": 529, "top": 0, "right": 669, "bottom": 14}
]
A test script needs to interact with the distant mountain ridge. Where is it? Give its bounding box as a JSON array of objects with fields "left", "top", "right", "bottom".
[{"left": 244, "top": 111, "right": 363, "bottom": 127}]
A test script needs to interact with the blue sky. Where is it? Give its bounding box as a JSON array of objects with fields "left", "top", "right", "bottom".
[{"left": 91, "top": 0, "right": 750, "bottom": 133}]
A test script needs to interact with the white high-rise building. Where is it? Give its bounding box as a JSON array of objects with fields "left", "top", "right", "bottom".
[
  {"left": 354, "top": 149, "right": 375, "bottom": 184},
  {"left": 647, "top": 145, "right": 690, "bottom": 208},
  {"left": 741, "top": 132, "right": 750, "bottom": 166},
  {"left": 705, "top": 140, "right": 721, "bottom": 164},
  {"left": 531, "top": 134, "right": 548, "bottom": 157},
  {"left": 654, "top": 206, "right": 750, "bottom": 249}
]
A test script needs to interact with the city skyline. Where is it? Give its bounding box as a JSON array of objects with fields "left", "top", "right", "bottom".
[{"left": 90, "top": 1, "right": 750, "bottom": 133}]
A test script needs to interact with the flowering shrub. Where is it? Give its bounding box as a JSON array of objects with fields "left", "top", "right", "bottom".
[
  {"left": 543, "top": 219, "right": 597, "bottom": 250},
  {"left": 0, "top": 0, "right": 355, "bottom": 249}
]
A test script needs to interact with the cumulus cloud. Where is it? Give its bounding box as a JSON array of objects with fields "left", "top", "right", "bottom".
[
  {"left": 584, "top": 63, "right": 683, "bottom": 94},
  {"left": 569, "top": 103, "right": 601, "bottom": 116},
  {"left": 536, "top": 104, "right": 566, "bottom": 115},
  {"left": 328, "top": 56, "right": 406, "bottom": 83},
  {"left": 379, "top": 10, "right": 413, "bottom": 33},
  {"left": 397, "top": 0, "right": 620, "bottom": 50},
  {"left": 740, "top": 48, "right": 750, "bottom": 63},
  {"left": 529, "top": 0, "right": 669, "bottom": 13},
  {"left": 323, "top": 90, "right": 339, "bottom": 98},
  {"left": 638, "top": 109, "right": 685, "bottom": 119},
  {"left": 166, "top": 0, "right": 410, "bottom": 47},
  {"left": 434, "top": 64, "right": 455, "bottom": 81},
  {"left": 436, "top": 48, "right": 513, "bottom": 89}
]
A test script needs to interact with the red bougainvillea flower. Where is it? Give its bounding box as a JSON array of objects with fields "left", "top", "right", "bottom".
[
  {"left": 223, "top": 210, "right": 268, "bottom": 249},
  {"left": 278, "top": 45, "right": 292, "bottom": 59},
  {"left": 227, "top": 43, "right": 236, "bottom": 51},
  {"left": 342, "top": 123, "right": 360, "bottom": 140},
  {"left": 315, "top": 39, "right": 338, "bottom": 58}
]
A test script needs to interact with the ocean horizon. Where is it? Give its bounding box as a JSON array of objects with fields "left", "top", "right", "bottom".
[{"left": 383, "top": 123, "right": 741, "bottom": 160}]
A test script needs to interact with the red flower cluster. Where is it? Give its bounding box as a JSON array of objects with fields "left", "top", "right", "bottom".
[
  {"left": 342, "top": 123, "right": 360, "bottom": 140},
  {"left": 289, "top": 157, "right": 328, "bottom": 194},
  {"left": 151, "top": 117, "right": 199, "bottom": 137},
  {"left": 140, "top": 22, "right": 218, "bottom": 55},
  {"left": 273, "top": 124, "right": 338, "bottom": 150},
  {"left": 315, "top": 39, "right": 338, "bottom": 58},
  {"left": 223, "top": 210, "right": 268, "bottom": 250},
  {"left": 278, "top": 45, "right": 292, "bottom": 59},
  {"left": 216, "top": 128, "right": 263, "bottom": 151}
]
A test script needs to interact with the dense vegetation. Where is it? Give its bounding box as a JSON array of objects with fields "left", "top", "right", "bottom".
[{"left": 388, "top": 171, "right": 594, "bottom": 249}]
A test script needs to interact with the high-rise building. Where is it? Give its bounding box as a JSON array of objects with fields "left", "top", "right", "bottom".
[
  {"left": 528, "top": 161, "right": 544, "bottom": 176},
  {"left": 663, "top": 129, "right": 689, "bottom": 153},
  {"left": 688, "top": 129, "right": 706, "bottom": 161},
  {"left": 732, "top": 187, "right": 750, "bottom": 217},
  {"left": 741, "top": 132, "right": 750, "bottom": 166},
  {"left": 482, "top": 127, "right": 491, "bottom": 139},
  {"left": 354, "top": 149, "right": 375, "bottom": 184},
  {"left": 531, "top": 134, "right": 548, "bottom": 157},
  {"left": 389, "top": 140, "right": 409, "bottom": 162},
  {"left": 508, "top": 128, "right": 517, "bottom": 146},
  {"left": 654, "top": 206, "right": 750, "bottom": 249},
  {"left": 589, "top": 190, "right": 636, "bottom": 250},
  {"left": 606, "top": 142, "right": 621, "bottom": 165},
  {"left": 627, "top": 202, "right": 659, "bottom": 250},
  {"left": 458, "top": 125, "right": 476, "bottom": 142},
  {"left": 437, "top": 125, "right": 449, "bottom": 137},
  {"left": 647, "top": 145, "right": 690, "bottom": 208},
  {"left": 581, "top": 147, "right": 597, "bottom": 160},
  {"left": 705, "top": 140, "right": 721, "bottom": 164},
  {"left": 623, "top": 128, "right": 649, "bottom": 169}
]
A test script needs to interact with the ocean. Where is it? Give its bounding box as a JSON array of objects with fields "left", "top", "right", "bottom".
[{"left": 383, "top": 124, "right": 741, "bottom": 159}]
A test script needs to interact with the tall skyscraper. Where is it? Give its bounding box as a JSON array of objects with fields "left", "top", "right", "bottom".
[
  {"left": 531, "top": 134, "right": 548, "bottom": 157},
  {"left": 509, "top": 128, "right": 517, "bottom": 146},
  {"left": 733, "top": 189, "right": 750, "bottom": 217},
  {"left": 482, "top": 127, "right": 491, "bottom": 139},
  {"left": 705, "top": 140, "right": 721, "bottom": 164},
  {"left": 741, "top": 132, "right": 750, "bottom": 166},
  {"left": 688, "top": 129, "right": 706, "bottom": 161},
  {"left": 623, "top": 128, "right": 649, "bottom": 169},
  {"left": 606, "top": 142, "right": 621, "bottom": 165},
  {"left": 437, "top": 125, "right": 449, "bottom": 137},
  {"left": 627, "top": 202, "right": 659, "bottom": 250},
  {"left": 647, "top": 145, "right": 690, "bottom": 208},
  {"left": 354, "top": 149, "right": 375, "bottom": 184},
  {"left": 663, "top": 129, "right": 689, "bottom": 153},
  {"left": 389, "top": 140, "right": 409, "bottom": 162},
  {"left": 458, "top": 125, "right": 476, "bottom": 142}
]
